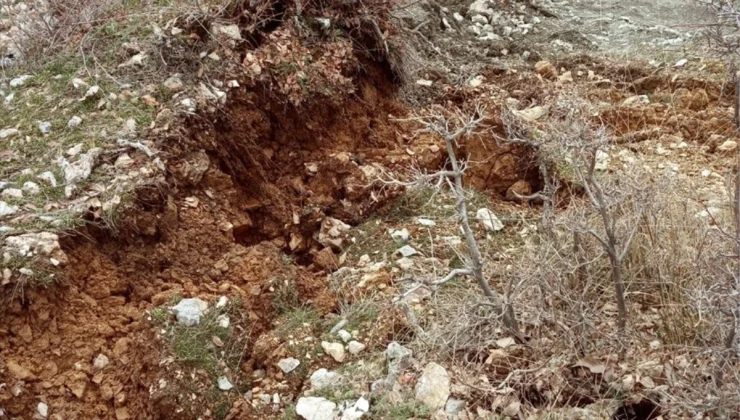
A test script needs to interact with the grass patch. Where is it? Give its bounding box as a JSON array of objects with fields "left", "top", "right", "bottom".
[{"left": 371, "top": 397, "right": 432, "bottom": 419}]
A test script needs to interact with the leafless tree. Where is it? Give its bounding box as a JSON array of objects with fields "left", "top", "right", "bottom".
[{"left": 388, "top": 105, "right": 519, "bottom": 335}]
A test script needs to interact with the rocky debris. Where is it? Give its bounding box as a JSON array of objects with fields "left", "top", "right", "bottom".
[
  {"left": 93, "top": 353, "right": 110, "bottom": 369},
  {"left": 417, "top": 218, "right": 436, "bottom": 227},
  {"left": 310, "top": 368, "right": 343, "bottom": 390},
  {"left": 164, "top": 74, "right": 184, "bottom": 92},
  {"left": 338, "top": 330, "right": 352, "bottom": 343},
  {"left": 622, "top": 95, "right": 650, "bottom": 107},
  {"left": 1, "top": 187, "right": 22, "bottom": 198},
  {"left": 212, "top": 23, "right": 242, "bottom": 41},
  {"left": 390, "top": 228, "right": 410, "bottom": 244},
  {"left": 22, "top": 181, "right": 39, "bottom": 195},
  {"left": 718, "top": 140, "right": 737, "bottom": 152},
  {"left": 348, "top": 341, "right": 366, "bottom": 355},
  {"left": 0, "top": 127, "right": 19, "bottom": 139},
  {"left": 171, "top": 298, "right": 208, "bottom": 326},
  {"left": 296, "top": 397, "right": 337, "bottom": 420},
  {"left": 446, "top": 398, "right": 467, "bottom": 419},
  {"left": 340, "top": 397, "right": 370, "bottom": 420},
  {"left": 318, "top": 217, "right": 351, "bottom": 250},
  {"left": 415, "top": 362, "right": 450, "bottom": 410},
  {"left": 217, "top": 376, "right": 233, "bottom": 391},
  {"left": 9, "top": 74, "right": 31, "bottom": 87},
  {"left": 277, "top": 357, "right": 300, "bottom": 373},
  {"left": 535, "top": 60, "right": 557, "bottom": 80},
  {"left": 38, "top": 121, "right": 51, "bottom": 135},
  {"left": 512, "top": 105, "right": 548, "bottom": 122},
  {"left": 61, "top": 147, "right": 101, "bottom": 185},
  {"left": 37, "top": 402, "right": 48, "bottom": 418},
  {"left": 0, "top": 201, "right": 18, "bottom": 216},
  {"left": 468, "top": 0, "right": 494, "bottom": 17},
  {"left": 3, "top": 232, "right": 67, "bottom": 264},
  {"left": 321, "top": 341, "right": 346, "bottom": 362},
  {"left": 67, "top": 115, "right": 83, "bottom": 128},
  {"left": 476, "top": 208, "right": 504, "bottom": 232},
  {"left": 396, "top": 245, "right": 418, "bottom": 257},
  {"left": 37, "top": 171, "right": 57, "bottom": 187}
]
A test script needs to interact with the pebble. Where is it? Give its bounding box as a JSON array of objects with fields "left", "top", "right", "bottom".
[
  {"left": 37, "top": 172, "right": 58, "bottom": 187},
  {"left": 37, "top": 402, "right": 48, "bottom": 418},
  {"left": 310, "top": 368, "right": 343, "bottom": 390},
  {"left": 67, "top": 116, "right": 83, "bottom": 128},
  {"left": 476, "top": 208, "right": 504, "bottom": 232},
  {"left": 0, "top": 128, "right": 20, "bottom": 139},
  {"left": 296, "top": 397, "right": 337, "bottom": 420},
  {"left": 321, "top": 341, "right": 346, "bottom": 362},
  {"left": 348, "top": 341, "right": 366, "bottom": 355},
  {"left": 218, "top": 376, "right": 233, "bottom": 391},
  {"left": 22, "top": 182, "right": 39, "bottom": 195},
  {"left": 93, "top": 354, "right": 109, "bottom": 369},
  {"left": 417, "top": 218, "right": 436, "bottom": 227},
  {"left": 277, "top": 357, "right": 300, "bottom": 373},
  {"left": 330, "top": 319, "right": 348, "bottom": 334},
  {"left": 396, "top": 245, "right": 418, "bottom": 257},
  {"left": 337, "top": 330, "right": 352, "bottom": 343},
  {"left": 38, "top": 121, "right": 51, "bottom": 135},
  {"left": 171, "top": 298, "right": 208, "bottom": 326},
  {"left": 1, "top": 188, "right": 23, "bottom": 199},
  {"left": 0, "top": 201, "right": 19, "bottom": 216},
  {"left": 9, "top": 75, "right": 31, "bottom": 87}
]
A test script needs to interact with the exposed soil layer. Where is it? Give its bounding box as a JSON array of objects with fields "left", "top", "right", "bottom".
[{"left": 0, "top": 55, "right": 535, "bottom": 418}]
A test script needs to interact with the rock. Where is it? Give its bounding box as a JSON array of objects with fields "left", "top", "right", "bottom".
[
  {"left": 37, "top": 172, "right": 57, "bottom": 187},
  {"left": 340, "top": 397, "right": 370, "bottom": 420},
  {"left": 415, "top": 362, "right": 450, "bottom": 410},
  {"left": 476, "top": 208, "right": 504, "bottom": 232},
  {"left": 22, "top": 181, "right": 39, "bottom": 195},
  {"left": 467, "top": 24, "right": 481, "bottom": 36},
  {"left": 390, "top": 228, "right": 410, "bottom": 244},
  {"left": 330, "top": 319, "right": 348, "bottom": 334},
  {"left": 595, "top": 150, "right": 610, "bottom": 171},
  {"left": 217, "top": 314, "right": 230, "bottom": 328},
  {"left": 81, "top": 85, "right": 100, "bottom": 101},
  {"left": 674, "top": 58, "right": 688, "bottom": 67},
  {"left": 9, "top": 75, "right": 31, "bottom": 87},
  {"left": 318, "top": 217, "right": 351, "bottom": 250},
  {"left": 4, "top": 232, "right": 66, "bottom": 263},
  {"left": 38, "top": 121, "right": 51, "bottom": 135},
  {"left": 396, "top": 245, "right": 418, "bottom": 257},
  {"left": 558, "top": 71, "right": 574, "bottom": 83},
  {"left": 0, "top": 201, "right": 18, "bottom": 216},
  {"left": 535, "top": 61, "right": 557, "bottom": 79},
  {"left": 718, "top": 140, "right": 737, "bottom": 152},
  {"left": 468, "top": 0, "right": 494, "bottom": 17},
  {"left": 453, "top": 12, "right": 464, "bottom": 22},
  {"left": 164, "top": 74, "right": 184, "bottom": 92},
  {"left": 115, "top": 154, "right": 134, "bottom": 168},
  {"left": 505, "top": 180, "right": 532, "bottom": 201},
  {"left": 385, "top": 342, "right": 412, "bottom": 361},
  {"left": 321, "top": 341, "right": 346, "bottom": 362},
  {"left": 62, "top": 147, "right": 102, "bottom": 185},
  {"left": 218, "top": 376, "right": 233, "bottom": 391},
  {"left": 296, "top": 397, "right": 337, "bottom": 420},
  {"left": 213, "top": 23, "right": 242, "bottom": 41},
  {"left": 1, "top": 188, "right": 22, "bottom": 198},
  {"left": 93, "top": 354, "right": 109, "bottom": 369},
  {"left": 310, "top": 368, "right": 343, "bottom": 390},
  {"left": 622, "top": 95, "right": 650, "bottom": 107},
  {"left": 337, "top": 330, "right": 352, "bottom": 343},
  {"left": 118, "top": 52, "right": 147, "bottom": 68},
  {"left": 181, "top": 98, "right": 196, "bottom": 111},
  {"left": 277, "top": 357, "right": 300, "bottom": 373},
  {"left": 71, "top": 78, "right": 88, "bottom": 89},
  {"left": 171, "top": 298, "right": 208, "bottom": 326},
  {"left": 6, "top": 360, "right": 34, "bottom": 380},
  {"left": 471, "top": 14, "right": 488, "bottom": 24},
  {"left": 0, "top": 128, "right": 19, "bottom": 139},
  {"left": 446, "top": 398, "right": 467, "bottom": 419},
  {"left": 512, "top": 106, "right": 548, "bottom": 122},
  {"left": 417, "top": 218, "right": 436, "bottom": 227},
  {"left": 115, "top": 408, "right": 130, "bottom": 420},
  {"left": 38, "top": 402, "right": 49, "bottom": 418},
  {"left": 348, "top": 341, "right": 366, "bottom": 355}
]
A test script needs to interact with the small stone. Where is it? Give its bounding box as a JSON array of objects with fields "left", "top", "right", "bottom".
[
  {"left": 164, "top": 75, "right": 184, "bottom": 91},
  {"left": 38, "top": 121, "right": 52, "bottom": 135},
  {"left": 218, "top": 376, "right": 233, "bottom": 391},
  {"left": 512, "top": 106, "right": 548, "bottom": 122},
  {"left": 321, "top": 341, "right": 346, "bottom": 362},
  {"left": 0, "top": 128, "right": 20, "bottom": 139},
  {"left": 37, "top": 402, "right": 49, "bottom": 418},
  {"left": 217, "top": 315, "right": 230, "bottom": 328},
  {"left": 476, "top": 208, "right": 504, "bottom": 232},
  {"left": 310, "top": 368, "right": 343, "bottom": 390},
  {"left": 348, "top": 341, "right": 366, "bottom": 355},
  {"left": 227, "top": 80, "right": 240, "bottom": 88},
  {"left": 277, "top": 357, "right": 300, "bottom": 373},
  {"left": 37, "top": 172, "right": 57, "bottom": 187},
  {"left": 558, "top": 71, "right": 574, "bottom": 83},
  {"left": 385, "top": 342, "right": 412, "bottom": 361},
  {"left": 416, "top": 79, "right": 433, "bottom": 87},
  {"left": 622, "top": 95, "right": 650, "bottom": 107},
  {"left": 296, "top": 397, "right": 337, "bottom": 420},
  {"left": 213, "top": 23, "right": 242, "bottom": 41},
  {"left": 337, "top": 330, "right": 352, "bottom": 343},
  {"left": 216, "top": 296, "right": 228, "bottom": 308},
  {"left": 171, "top": 298, "right": 208, "bottom": 326},
  {"left": 71, "top": 78, "right": 88, "bottom": 89},
  {"left": 9, "top": 75, "right": 31, "bottom": 87},
  {"left": 396, "top": 245, "right": 418, "bottom": 257},
  {"left": 330, "top": 319, "right": 348, "bottom": 334},
  {"left": 22, "top": 182, "right": 40, "bottom": 195},
  {"left": 390, "top": 228, "right": 410, "bottom": 244},
  {"left": 115, "top": 408, "right": 130, "bottom": 420},
  {"left": 535, "top": 61, "right": 557, "bottom": 79},
  {"left": 415, "top": 362, "right": 450, "bottom": 410},
  {"left": 340, "top": 397, "right": 370, "bottom": 420},
  {"left": 93, "top": 354, "right": 109, "bottom": 369},
  {"left": 674, "top": 58, "right": 688, "bottom": 67},
  {"left": 718, "top": 140, "right": 737, "bottom": 152},
  {"left": 453, "top": 12, "right": 464, "bottom": 22},
  {"left": 1, "top": 188, "right": 22, "bottom": 198},
  {"left": 141, "top": 95, "right": 159, "bottom": 107},
  {"left": 180, "top": 98, "right": 196, "bottom": 111},
  {"left": 468, "top": 75, "right": 484, "bottom": 87},
  {"left": 417, "top": 218, "right": 436, "bottom": 227},
  {"left": 67, "top": 116, "right": 83, "bottom": 129},
  {"left": 701, "top": 169, "right": 712, "bottom": 177},
  {"left": 471, "top": 14, "right": 488, "bottom": 24},
  {"left": 446, "top": 398, "right": 467, "bottom": 418},
  {"left": 0, "top": 200, "right": 17, "bottom": 217}
]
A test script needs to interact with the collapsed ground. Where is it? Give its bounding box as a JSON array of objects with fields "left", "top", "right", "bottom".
[{"left": 2, "top": 0, "right": 740, "bottom": 419}]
